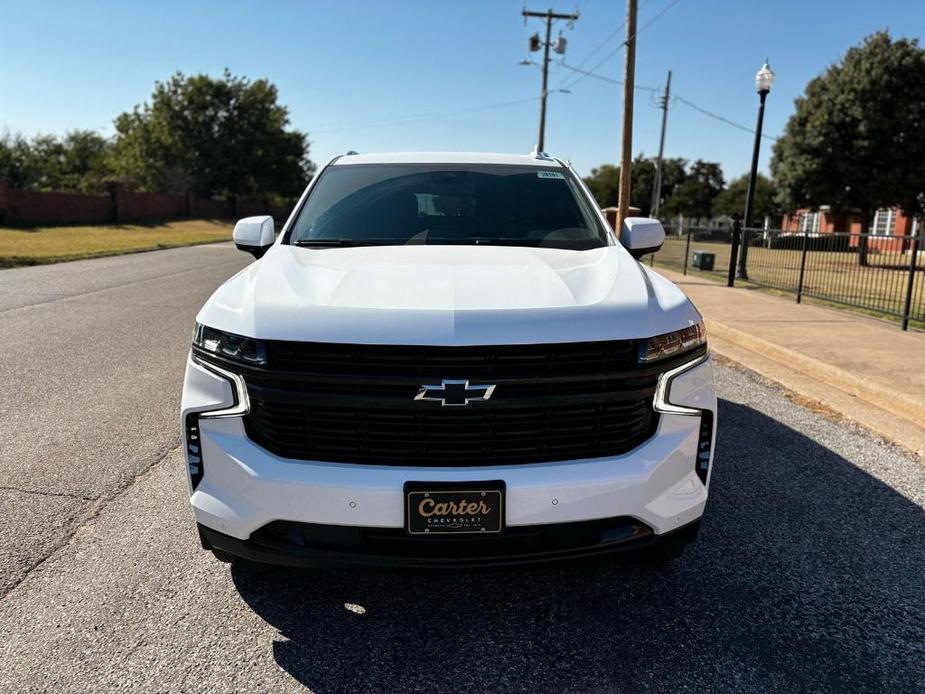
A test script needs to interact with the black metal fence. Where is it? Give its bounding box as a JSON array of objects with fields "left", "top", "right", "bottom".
[{"left": 649, "top": 222, "right": 924, "bottom": 330}]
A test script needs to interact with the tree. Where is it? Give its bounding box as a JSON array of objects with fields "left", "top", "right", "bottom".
[
  {"left": 0, "top": 134, "right": 38, "bottom": 188},
  {"left": 713, "top": 173, "right": 780, "bottom": 225},
  {"left": 771, "top": 31, "right": 925, "bottom": 264},
  {"left": 628, "top": 155, "right": 687, "bottom": 217},
  {"left": 583, "top": 163, "right": 620, "bottom": 208},
  {"left": 57, "top": 131, "right": 113, "bottom": 192},
  {"left": 110, "top": 70, "right": 313, "bottom": 198},
  {"left": 583, "top": 155, "right": 687, "bottom": 216},
  {"left": 661, "top": 159, "right": 724, "bottom": 221},
  {"left": 0, "top": 130, "right": 112, "bottom": 192}
]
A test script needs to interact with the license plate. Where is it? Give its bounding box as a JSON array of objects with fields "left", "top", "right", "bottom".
[{"left": 404, "top": 481, "right": 505, "bottom": 536}]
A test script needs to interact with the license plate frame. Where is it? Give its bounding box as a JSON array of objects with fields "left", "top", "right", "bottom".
[{"left": 404, "top": 481, "right": 505, "bottom": 536}]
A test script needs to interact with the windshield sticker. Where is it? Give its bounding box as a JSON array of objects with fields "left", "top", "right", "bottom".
[{"left": 537, "top": 170, "right": 565, "bottom": 179}]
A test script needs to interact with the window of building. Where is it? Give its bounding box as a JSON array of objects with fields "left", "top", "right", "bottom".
[
  {"left": 871, "top": 208, "right": 897, "bottom": 236},
  {"left": 798, "top": 211, "right": 820, "bottom": 234}
]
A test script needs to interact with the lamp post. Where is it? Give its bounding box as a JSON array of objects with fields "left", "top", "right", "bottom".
[{"left": 737, "top": 61, "right": 775, "bottom": 281}]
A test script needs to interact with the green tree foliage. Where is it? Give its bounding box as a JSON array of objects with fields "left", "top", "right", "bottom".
[
  {"left": 771, "top": 31, "right": 925, "bottom": 263},
  {"left": 583, "top": 155, "right": 687, "bottom": 216},
  {"left": 713, "top": 173, "right": 780, "bottom": 224},
  {"left": 660, "top": 159, "right": 725, "bottom": 220},
  {"left": 583, "top": 163, "right": 620, "bottom": 208},
  {"left": 0, "top": 134, "right": 35, "bottom": 188},
  {"left": 0, "top": 130, "right": 112, "bottom": 192},
  {"left": 110, "top": 70, "right": 313, "bottom": 198},
  {"left": 629, "top": 156, "right": 687, "bottom": 217}
]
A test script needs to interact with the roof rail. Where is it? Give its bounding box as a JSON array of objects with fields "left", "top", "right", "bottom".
[{"left": 529, "top": 145, "right": 554, "bottom": 161}]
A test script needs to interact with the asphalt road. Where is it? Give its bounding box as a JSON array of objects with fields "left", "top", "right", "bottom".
[{"left": 1, "top": 245, "right": 923, "bottom": 693}]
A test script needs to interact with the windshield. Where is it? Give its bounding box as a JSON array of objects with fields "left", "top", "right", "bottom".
[{"left": 287, "top": 163, "right": 610, "bottom": 250}]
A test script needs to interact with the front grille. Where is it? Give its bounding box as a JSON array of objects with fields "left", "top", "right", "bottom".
[
  {"left": 195, "top": 340, "right": 701, "bottom": 466},
  {"left": 264, "top": 340, "right": 639, "bottom": 378}
]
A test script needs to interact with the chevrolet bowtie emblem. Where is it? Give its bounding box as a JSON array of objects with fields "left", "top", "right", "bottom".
[{"left": 414, "top": 379, "right": 496, "bottom": 407}]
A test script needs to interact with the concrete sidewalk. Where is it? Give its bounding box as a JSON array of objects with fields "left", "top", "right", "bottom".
[{"left": 656, "top": 268, "right": 925, "bottom": 457}]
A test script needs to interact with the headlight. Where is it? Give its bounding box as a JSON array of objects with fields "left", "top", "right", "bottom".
[
  {"left": 193, "top": 323, "right": 267, "bottom": 366},
  {"left": 641, "top": 322, "right": 706, "bottom": 362}
]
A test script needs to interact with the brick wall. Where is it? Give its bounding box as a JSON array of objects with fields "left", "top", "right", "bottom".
[
  {"left": 189, "top": 197, "right": 233, "bottom": 219},
  {"left": 0, "top": 186, "right": 114, "bottom": 226},
  {"left": 119, "top": 190, "right": 186, "bottom": 223},
  {"left": 0, "top": 180, "right": 293, "bottom": 226}
]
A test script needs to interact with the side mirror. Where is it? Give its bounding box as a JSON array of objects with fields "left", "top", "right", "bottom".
[
  {"left": 621, "top": 217, "right": 665, "bottom": 259},
  {"left": 233, "top": 215, "right": 275, "bottom": 259}
]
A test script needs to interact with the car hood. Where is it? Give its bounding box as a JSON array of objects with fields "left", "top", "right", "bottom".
[{"left": 197, "top": 244, "right": 701, "bottom": 344}]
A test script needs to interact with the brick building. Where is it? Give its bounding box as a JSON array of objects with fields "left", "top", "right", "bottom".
[{"left": 781, "top": 206, "right": 919, "bottom": 251}]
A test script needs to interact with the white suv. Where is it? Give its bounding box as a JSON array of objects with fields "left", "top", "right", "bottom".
[{"left": 182, "top": 151, "right": 716, "bottom": 568}]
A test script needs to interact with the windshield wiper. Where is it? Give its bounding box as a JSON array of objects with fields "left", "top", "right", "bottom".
[{"left": 293, "top": 238, "right": 382, "bottom": 248}]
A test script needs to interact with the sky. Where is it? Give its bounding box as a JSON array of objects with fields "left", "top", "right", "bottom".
[{"left": 1, "top": 0, "right": 923, "bottom": 180}]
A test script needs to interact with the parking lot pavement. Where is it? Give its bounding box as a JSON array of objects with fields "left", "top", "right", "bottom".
[{"left": 1, "top": 363, "right": 922, "bottom": 693}]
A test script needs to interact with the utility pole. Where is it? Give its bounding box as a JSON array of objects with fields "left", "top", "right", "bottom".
[
  {"left": 617, "top": 0, "right": 638, "bottom": 231},
  {"left": 522, "top": 7, "right": 579, "bottom": 152},
  {"left": 650, "top": 70, "right": 672, "bottom": 219}
]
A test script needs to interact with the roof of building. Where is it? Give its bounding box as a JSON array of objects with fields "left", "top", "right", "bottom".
[{"left": 331, "top": 151, "right": 565, "bottom": 167}]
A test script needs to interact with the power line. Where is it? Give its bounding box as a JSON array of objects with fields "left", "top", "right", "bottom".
[
  {"left": 551, "top": 1, "right": 649, "bottom": 89},
  {"left": 625, "top": 0, "right": 683, "bottom": 48},
  {"left": 311, "top": 97, "right": 540, "bottom": 134},
  {"left": 674, "top": 96, "right": 778, "bottom": 141},
  {"left": 559, "top": 62, "right": 658, "bottom": 92},
  {"left": 558, "top": 0, "right": 681, "bottom": 91},
  {"left": 559, "top": 42, "right": 621, "bottom": 91},
  {"left": 559, "top": 61, "right": 779, "bottom": 142}
]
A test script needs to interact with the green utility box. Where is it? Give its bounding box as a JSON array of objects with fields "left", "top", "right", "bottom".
[{"left": 691, "top": 251, "right": 715, "bottom": 271}]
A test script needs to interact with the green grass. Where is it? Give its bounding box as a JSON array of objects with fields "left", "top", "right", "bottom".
[
  {"left": 0, "top": 219, "right": 234, "bottom": 268},
  {"left": 653, "top": 237, "right": 925, "bottom": 329}
]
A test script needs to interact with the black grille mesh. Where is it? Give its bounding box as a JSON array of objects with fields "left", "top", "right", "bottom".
[{"left": 229, "top": 339, "right": 663, "bottom": 466}]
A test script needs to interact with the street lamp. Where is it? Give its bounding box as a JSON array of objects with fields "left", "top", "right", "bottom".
[{"left": 737, "top": 60, "right": 775, "bottom": 280}]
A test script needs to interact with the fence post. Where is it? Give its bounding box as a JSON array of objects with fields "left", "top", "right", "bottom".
[
  {"left": 107, "top": 182, "right": 126, "bottom": 224},
  {"left": 727, "top": 216, "right": 742, "bottom": 287},
  {"left": 901, "top": 219, "right": 920, "bottom": 331},
  {"left": 0, "top": 179, "right": 11, "bottom": 225},
  {"left": 683, "top": 224, "right": 692, "bottom": 275},
  {"left": 796, "top": 225, "right": 809, "bottom": 304}
]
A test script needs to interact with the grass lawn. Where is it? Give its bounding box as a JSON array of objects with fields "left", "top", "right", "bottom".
[
  {"left": 0, "top": 219, "right": 234, "bottom": 268},
  {"left": 653, "top": 237, "right": 925, "bottom": 328}
]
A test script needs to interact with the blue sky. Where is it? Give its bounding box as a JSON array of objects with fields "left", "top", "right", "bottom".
[{"left": 1, "top": 0, "right": 922, "bottom": 180}]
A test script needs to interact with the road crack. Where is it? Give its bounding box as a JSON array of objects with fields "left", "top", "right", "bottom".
[
  {"left": 0, "top": 485, "right": 95, "bottom": 502},
  {"left": 0, "top": 442, "right": 183, "bottom": 602}
]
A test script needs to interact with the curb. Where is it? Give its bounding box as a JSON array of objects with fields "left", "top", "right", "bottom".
[{"left": 704, "top": 318, "right": 925, "bottom": 428}]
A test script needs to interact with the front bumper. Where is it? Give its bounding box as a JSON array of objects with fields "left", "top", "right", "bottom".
[
  {"left": 181, "top": 353, "right": 716, "bottom": 564},
  {"left": 198, "top": 517, "right": 702, "bottom": 569}
]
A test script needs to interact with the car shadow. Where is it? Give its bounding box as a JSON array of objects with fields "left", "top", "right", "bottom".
[{"left": 231, "top": 397, "right": 925, "bottom": 693}]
